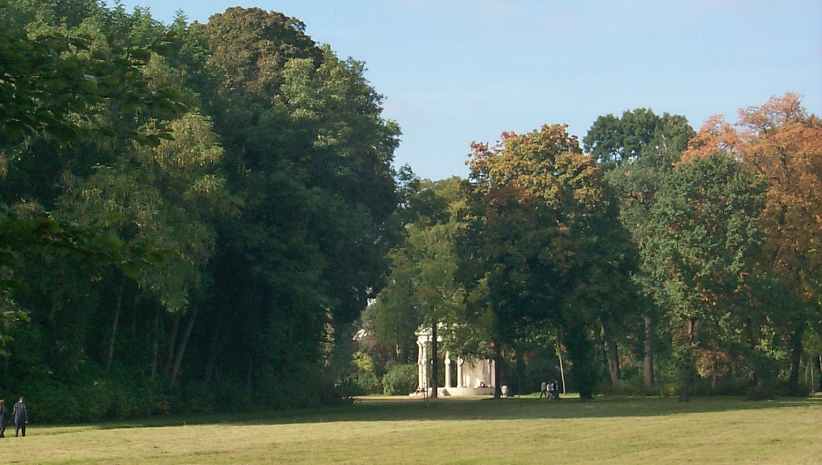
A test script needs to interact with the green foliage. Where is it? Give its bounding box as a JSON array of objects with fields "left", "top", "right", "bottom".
[
  {"left": 351, "top": 371, "right": 382, "bottom": 396},
  {"left": 583, "top": 108, "right": 694, "bottom": 166},
  {"left": 460, "top": 124, "right": 634, "bottom": 399},
  {"left": 382, "top": 363, "right": 418, "bottom": 395},
  {"left": 367, "top": 177, "right": 466, "bottom": 365},
  {"left": 349, "top": 352, "right": 383, "bottom": 395},
  {"left": 0, "top": 1, "right": 402, "bottom": 421},
  {"left": 644, "top": 154, "right": 767, "bottom": 398},
  {"left": 1, "top": 0, "right": 818, "bottom": 422},
  {"left": 19, "top": 368, "right": 162, "bottom": 423},
  {"left": 564, "top": 323, "right": 596, "bottom": 399}
]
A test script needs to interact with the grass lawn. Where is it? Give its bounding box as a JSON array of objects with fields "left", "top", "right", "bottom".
[{"left": 1, "top": 395, "right": 820, "bottom": 465}]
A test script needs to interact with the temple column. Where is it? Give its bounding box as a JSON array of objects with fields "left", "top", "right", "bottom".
[
  {"left": 456, "top": 357, "right": 463, "bottom": 388},
  {"left": 444, "top": 352, "right": 451, "bottom": 388},
  {"left": 490, "top": 359, "right": 496, "bottom": 388},
  {"left": 417, "top": 341, "right": 424, "bottom": 390},
  {"left": 421, "top": 341, "right": 428, "bottom": 389}
]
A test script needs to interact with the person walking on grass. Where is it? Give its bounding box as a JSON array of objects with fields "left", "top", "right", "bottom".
[
  {"left": 12, "top": 397, "right": 27, "bottom": 437},
  {"left": 0, "top": 399, "right": 6, "bottom": 438},
  {"left": 539, "top": 381, "right": 548, "bottom": 399}
]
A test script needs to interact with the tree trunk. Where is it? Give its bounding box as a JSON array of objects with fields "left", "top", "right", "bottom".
[
  {"left": 245, "top": 354, "right": 254, "bottom": 393},
  {"left": 130, "top": 294, "right": 140, "bottom": 340},
  {"left": 429, "top": 322, "right": 438, "bottom": 399},
  {"left": 165, "top": 312, "right": 181, "bottom": 376},
  {"left": 679, "top": 318, "right": 697, "bottom": 402},
  {"left": 607, "top": 340, "right": 620, "bottom": 386},
  {"left": 602, "top": 320, "right": 620, "bottom": 386},
  {"left": 150, "top": 305, "right": 161, "bottom": 379},
  {"left": 746, "top": 317, "right": 760, "bottom": 388},
  {"left": 493, "top": 343, "right": 502, "bottom": 399},
  {"left": 807, "top": 355, "right": 815, "bottom": 395},
  {"left": 170, "top": 306, "right": 200, "bottom": 387},
  {"left": 105, "top": 276, "right": 126, "bottom": 372},
  {"left": 787, "top": 319, "right": 805, "bottom": 394},
  {"left": 557, "top": 343, "right": 566, "bottom": 394},
  {"left": 817, "top": 354, "right": 822, "bottom": 391},
  {"left": 566, "top": 324, "right": 595, "bottom": 400},
  {"left": 204, "top": 319, "right": 223, "bottom": 384},
  {"left": 330, "top": 320, "right": 354, "bottom": 380},
  {"left": 643, "top": 315, "right": 655, "bottom": 389},
  {"left": 514, "top": 348, "right": 525, "bottom": 395}
]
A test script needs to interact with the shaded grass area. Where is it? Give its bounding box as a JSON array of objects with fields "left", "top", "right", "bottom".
[{"left": 1, "top": 396, "right": 820, "bottom": 464}]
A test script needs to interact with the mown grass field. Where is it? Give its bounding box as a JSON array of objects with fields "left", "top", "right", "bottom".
[{"left": 1, "top": 396, "right": 820, "bottom": 465}]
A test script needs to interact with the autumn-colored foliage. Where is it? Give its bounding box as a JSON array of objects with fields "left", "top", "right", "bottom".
[
  {"left": 467, "top": 124, "right": 605, "bottom": 208},
  {"left": 683, "top": 94, "right": 822, "bottom": 302},
  {"left": 463, "top": 124, "right": 634, "bottom": 399}
]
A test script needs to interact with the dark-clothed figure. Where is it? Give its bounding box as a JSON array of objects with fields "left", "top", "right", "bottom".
[
  {"left": 548, "top": 380, "right": 560, "bottom": 400},
  {"left": 0, "top": 400, "right": 6, "bottom": 438},
  {"left": 12, "top": 397, "right": 27, "bottom": 437}
]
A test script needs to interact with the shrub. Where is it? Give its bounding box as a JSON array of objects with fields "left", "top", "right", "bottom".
[
  {"left": 349, "top": 352, "right": 382, "bottom": 395},
  {"left": 352, "top": 370, "right": 382, "bottom": 395},
  {"left": 179, "top": 382, "right": 218, "bottom": 414},
  {"left": 382, "top": 363, "right": 417, "bottom": 395},
  {"left": 23, "top": 380, "right": 83, "bottom": 423},
  {"left": 4, "top": 359, "right": 353, "bottom": 424}
]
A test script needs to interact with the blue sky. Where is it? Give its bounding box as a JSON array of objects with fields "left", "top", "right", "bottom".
[{"left": 114, "top": 0, "right": 822, "bottom": 180}]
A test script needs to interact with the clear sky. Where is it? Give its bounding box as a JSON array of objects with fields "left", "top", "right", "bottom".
[{"left": 113, "top": 0, "right": 822, "bottom": 180}]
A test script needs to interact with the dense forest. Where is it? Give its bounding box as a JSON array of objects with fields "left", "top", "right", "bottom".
[
  {"left": 1, "top": 1, "right": 820, "bottom": 423},
  {"left": 1, "top": 1, "right": 403, "bottom": 421}
]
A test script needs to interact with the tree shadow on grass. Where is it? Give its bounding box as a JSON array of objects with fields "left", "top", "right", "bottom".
[{"left": 79, "top": 396, "right": 822, "bottom": 432}]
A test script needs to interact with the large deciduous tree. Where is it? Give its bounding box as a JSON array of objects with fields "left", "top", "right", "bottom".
[
  {"left": 368, "top": 177, "right": 465, "bottom": 398},
  {"left": 461, "top": 124, "right": 633, "bottom": 399},
  {"left": 683, "top": 94, "right": 822, "bottom": 394},
  {"left": 643, "top": 154, "right": 766, "bottom": 400},
  {"left": 585, "top": 108, "right": 694, "bottom": 389}
]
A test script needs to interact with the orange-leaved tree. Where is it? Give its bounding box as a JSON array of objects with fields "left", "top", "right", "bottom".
[
  {"left": 462, "top": 124, "right": 635, "bottom": 399},
  {"left": 683, "top": 93, "right": 822, "bottom": 393}
]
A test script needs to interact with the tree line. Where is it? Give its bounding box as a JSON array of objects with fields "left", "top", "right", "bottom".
[
  {"left": 1, "top": 1, "right": 404, "bottom": 421},
  {"left": 365, "top": 97, "right": 822, "bottom": 401},
  {"left": 1, "top": 2, "right": 820, "bottom": 423}
]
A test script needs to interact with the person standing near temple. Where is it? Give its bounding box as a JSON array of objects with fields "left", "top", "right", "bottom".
[{"left": 12, "top": 397, "right": 27, "bottom": 437}]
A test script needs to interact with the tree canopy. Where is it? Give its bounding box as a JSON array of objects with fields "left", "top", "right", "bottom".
[{"left": 0, "top": 0, "right": 820, "bottom": 419}]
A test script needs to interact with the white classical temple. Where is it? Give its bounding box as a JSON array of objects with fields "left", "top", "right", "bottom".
[{"left": 413, "top": 327, "right": 495, "bottom": 397}]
